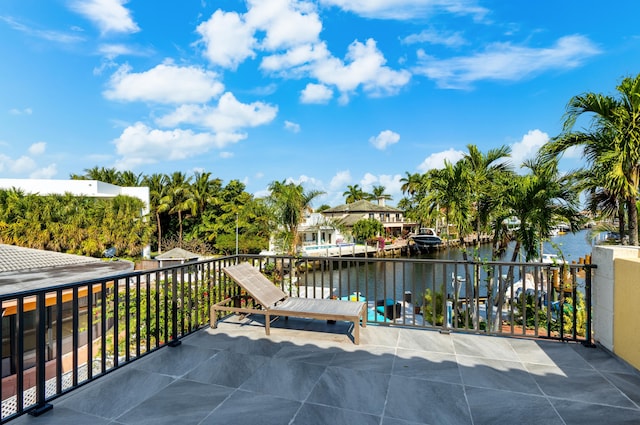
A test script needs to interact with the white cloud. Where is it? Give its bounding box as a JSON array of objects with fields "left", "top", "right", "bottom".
[
  {"left": 98, "top": 43, "right": 150, "bottom": 59},
  {"left": 369, "top": 130, "right": 400, "bottom": 150},
  {"left": 510, "top": 129, "right": 549, "bottom": 169},
  {"left": 30, "top": 164, "right": 57, "bottom": 179},
  {"left": 0, "top": 16, "right": 84, "bottom": 43},
  {"left": 300, "top": 83, "right": 333, "bottom": 104},
  {"left": 415, "top": 35, "right": 601, "bottom": 89},
  {"left": 28, "top": 142, "right": 46, "bottom": 155},
  {"left": 11, "top": 156, "right": 36, "bottom": 173},
  {"left": 196, "top": 2, "right": 409, "bottom": 103},
  {"left": 329, "top": 170, "right": 351, "bottom": 190},
  {"left": 113, "top": 122, "right": 246, "bottom": 169},
  {"left": 104, "top": 62, "right": 224, "bottom": 104},
  {"left": 402, "top": 29, "right": 467, "bottom": 47},
  {"left": 319, "top": 0, "right": 489, "bottom": 21},
  {"left": 417, "top": 148, "right": 465, "bottom": 172},
  {"left": 245, "top": 0, "right": 322, "bottom": 50},
  {"left": 360, "top": 172, "right": 378, "bottom": 190},
  {"left": 9, "top": 107, "right": 32, "bottom": 115},
  {"left": 70, "top": 0, "right": 140, "bottom": 35},
  {"left": 219, "top": 151, "right": 234, "bottom": 159},
  {"left": 156, "top": 92, "right": 278, "bottom": 132},
  {"left": 311, "top": 39, "right": 411, "bottom": 98},
  {"left": 284, "top": 120, "right": 301, "bottom": 133},
  {"left": 196, "top": 10, "right": 256, "bottom": 69}
]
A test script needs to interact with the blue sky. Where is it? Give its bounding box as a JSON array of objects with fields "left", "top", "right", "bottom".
[{"left": 1, "top": 0, "right": 639, "bottom": 207}]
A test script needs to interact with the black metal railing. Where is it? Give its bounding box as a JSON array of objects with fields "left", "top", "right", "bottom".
[{"left": 0, "top": 254, "right": 595, "bottom": 422}]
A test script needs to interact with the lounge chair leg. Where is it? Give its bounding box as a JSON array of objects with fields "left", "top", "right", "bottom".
[
  {"left": 354, "top": 320, "right": 360, "bottom": 345},
  {"left": 210, "top": 307, "right": 217, "bottom": 329},
  {"left": 265, "top": 313, "right": 271, "bottom": 336}
]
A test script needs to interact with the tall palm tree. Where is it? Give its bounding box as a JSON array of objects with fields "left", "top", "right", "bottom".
[
  {"left": 544, "top": 74, "right": 640, "bottom": 245},
  {"left": 400, "top": 172, "right": 423, "bottom": 197},
  {"left": 268, "top": 180, "right": 325, "bottom": 254},
  {"left": 461, "top": 144, "right": 513, "bottom": 250},
  {"left": 162, "top": 172, "right": 195, "bottom": 247},
  {"left": 343, "top": 184, "right": 366, "bottom": 204},
  {"left": 507, "top": 156, "right": 582, "bottom": 262},
  {"left": 425, "top": 160, "right": 472, "bottom": 244},
  {"left": 142, "top": 173, "right": 170, "bottom": 253}
]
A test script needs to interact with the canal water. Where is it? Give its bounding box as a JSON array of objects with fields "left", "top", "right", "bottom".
[{"left": 307, "top": 230, "right": 595, "bottom": 304}]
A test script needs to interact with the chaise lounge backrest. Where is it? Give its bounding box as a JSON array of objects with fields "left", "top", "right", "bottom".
[{"left": 223, "top": 262, "right": 288, "bottom": 308}]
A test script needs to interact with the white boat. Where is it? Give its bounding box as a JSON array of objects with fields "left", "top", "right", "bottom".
[{"left": 410, "top": 228, "right": 442, "bottom": 248}]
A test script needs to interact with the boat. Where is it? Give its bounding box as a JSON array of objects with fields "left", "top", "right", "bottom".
[{"left": 409, "top": 228, "right": 442, "bottom": 248}]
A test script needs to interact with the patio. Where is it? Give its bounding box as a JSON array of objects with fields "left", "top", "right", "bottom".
[{"left": 10, "top": 317, "right": 640, "bottom": 425}]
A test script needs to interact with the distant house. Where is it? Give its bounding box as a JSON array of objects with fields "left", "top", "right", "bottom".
[{"left": 322, "top": 199, "right": 409, "bottom": 236}]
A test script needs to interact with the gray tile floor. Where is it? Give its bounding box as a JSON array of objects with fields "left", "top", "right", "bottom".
[{"left": 11, "top": 316, "right": 640, "bottom": 425}]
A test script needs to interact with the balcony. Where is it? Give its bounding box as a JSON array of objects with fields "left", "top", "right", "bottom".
[
  {"left": 9, "top": 317, "right": 640, "bottom": 424},
  {"left": 1, "top": 250, "right": 640, "bottom": 423}
]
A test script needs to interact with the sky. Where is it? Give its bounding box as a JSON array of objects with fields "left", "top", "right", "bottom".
[{"left": 1, "top": 0, "right": 640, "bottom": 208}]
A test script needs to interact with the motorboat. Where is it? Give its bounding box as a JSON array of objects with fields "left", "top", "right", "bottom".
[{"left": 410, "top": 228, "right": 442, "bottom": 247}]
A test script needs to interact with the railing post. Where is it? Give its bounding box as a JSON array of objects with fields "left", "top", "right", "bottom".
[
  {"left": 29, "top": 292, "right": 52, "bottom": 416},
  {"left": 583, "top": 265, "right": 596, "bottom": 347},
  {"left": 168, "top": 268, "right": 181, "bottom": 347}
]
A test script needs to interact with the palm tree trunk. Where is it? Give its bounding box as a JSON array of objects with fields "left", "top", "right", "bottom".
[
  {"left": 178, "top": 211, "right": 183, "bottom": 247},
  {"left": 156, "top": 212, "right": 163, "bottom": 254},
  {"left": 627, "top": 197, "right": 638, "bottom": 246},
  {"left": 618, "top": 204, "right": 625, "bottom": 244}
]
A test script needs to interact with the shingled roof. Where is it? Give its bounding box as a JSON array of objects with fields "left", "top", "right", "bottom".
[
  {"left": 0, "top": 244, "right": 133, "bottom": 294},
  {"left": 322, "top": 199, "right": 401, "bottom": 214}
]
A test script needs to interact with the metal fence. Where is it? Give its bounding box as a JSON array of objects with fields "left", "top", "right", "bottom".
[{"left": 0, "top": 254, "right": 595, "bottom": 422}]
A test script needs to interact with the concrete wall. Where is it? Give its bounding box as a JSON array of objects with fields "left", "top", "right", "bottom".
[
  {"left": 613, "top": 257, "right": 640, "bottom": 370},
  {"left": 592, "top": 245, "right": 640, "bottom": 370}
]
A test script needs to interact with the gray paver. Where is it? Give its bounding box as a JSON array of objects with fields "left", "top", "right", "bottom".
[{"left": 11, "top": 320, "right": 640, "bottom": 425}]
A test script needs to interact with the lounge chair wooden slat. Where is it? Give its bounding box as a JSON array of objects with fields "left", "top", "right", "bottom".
[{"left": 211, "top": 262, "right": 367, "bottom": 344}]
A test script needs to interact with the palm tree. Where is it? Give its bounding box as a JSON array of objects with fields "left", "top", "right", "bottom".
[
  {"left": 400, "top": 172, "right": 423, "bottom": 197},
  {"left": 143, "top": 173, "right": 170, "bottom": 253},
  {"left": 368, "top": 185, "right": 392, "bottom": 205},
  {"left": 343, "top": 184, "right": 366, "bottom": 204},
  {"left": 162, "top": 172, "right": 195, "bottom": 247},
  {"left": 507, "top": 156, "right": 582, "bottom": 262},
  {"left": 544, "top": 74, "right": 640, "bottom": 245},
  {"left": 425, "top": 160, "right": 472, "bottom": 244},
  {"left": 268, "top": 180, "right": 325, "bottom": 254},
  {"left": 461, "top": 144, "right": 513, "bottom": 250}
]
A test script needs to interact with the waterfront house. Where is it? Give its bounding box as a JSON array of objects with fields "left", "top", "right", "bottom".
[{"left": 319, "top": 199, "right": 413, "bottom": 239}]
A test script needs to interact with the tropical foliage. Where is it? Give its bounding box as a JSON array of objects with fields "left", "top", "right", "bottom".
[
  {"left": 542, "top": 73, "right": 640, "bottom": 245},
  {"left": 0, "top": 190, "right": 151, "bottom": 257},
  {"left": 267, "top": 180, "right": 325, "bottom": 254}
]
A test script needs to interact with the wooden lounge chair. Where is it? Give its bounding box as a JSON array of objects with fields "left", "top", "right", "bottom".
[{"left": 210, "top": 262, "right": 367, "bottom": 344}]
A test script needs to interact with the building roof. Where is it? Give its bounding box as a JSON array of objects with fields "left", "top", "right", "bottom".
[
  {"left": 154, "top": 247, "right": 200, "bottom": 260},
  {"left": 323, "top": 199, "right": 402, "bottom": 214},
  {"left": 0, "top": 244, "right": 133, "bottom": 295}
]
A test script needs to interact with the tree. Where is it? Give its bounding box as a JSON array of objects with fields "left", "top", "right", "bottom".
[
  {"left": 506, "top": 155, "right": 582, "bottom": 262},
  {"left": 544, "top": 74, "right": 640, "bottom": 245},
  {"left": 162, "top": 172, "right": 195, "bottom": 247},
  {"left": 460, "top": 144, "right": 513, "bottom": 251},
  {"left": 368, "top": 185, "right": 392, "bottom": 205},
  {"left": 142, "top": 173, "right": 170, "bottom": 253},
  {"left": 343, "top": 184, "right": 366, "bottom": 204},
  {"left": 352, "top": 218, "right": 384, "bottom": 242},
  {"left": 268, "top": 180, "right": 325, "bottom": 254}
]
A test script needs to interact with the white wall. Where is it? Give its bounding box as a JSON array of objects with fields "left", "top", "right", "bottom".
[{"left": 592, "top": 245, "right": 640, "bottom": 351}]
